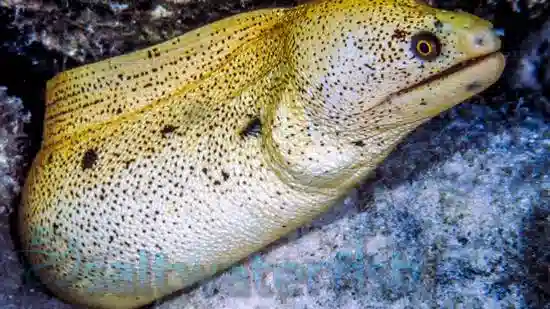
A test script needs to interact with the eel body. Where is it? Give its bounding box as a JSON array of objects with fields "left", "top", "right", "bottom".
[{"left": 19, "top": 0, "right": 505, "bottom": 308}]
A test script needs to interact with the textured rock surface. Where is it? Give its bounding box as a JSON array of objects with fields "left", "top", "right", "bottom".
[
  {"left": 0, "top": 0, "right": 549, "bottom": 308},
  {"left": 0, "top": 87, "right": 29, "bottom": 216},
  {"left": 0, "top": 0, "right": 298, "bottom": 63},
  {"left": 511, "top": 17, "right": 550, "bottom": 116}
]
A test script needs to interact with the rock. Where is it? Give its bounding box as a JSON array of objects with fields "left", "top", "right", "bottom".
[
  {"left": 510, "top": 17, "right": 550, "bottom": 114},
  {"left": 0, "top": 0, "right": 298, "bottom": 64},
  {"left": 0, "top": 87, "right": 30, "bottom": 216}
]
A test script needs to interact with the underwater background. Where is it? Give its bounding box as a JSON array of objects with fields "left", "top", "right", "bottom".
[{"left": 0, "top": 0, "right": 549, "bottom": 308}]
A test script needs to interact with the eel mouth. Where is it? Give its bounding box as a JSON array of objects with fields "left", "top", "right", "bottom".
[{"left": 392, "top": 51, "right": 503, "bottom": 97}]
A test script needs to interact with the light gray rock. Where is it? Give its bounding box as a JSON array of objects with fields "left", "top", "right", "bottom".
[{"left": 0, "top": 86, "right": 30, "bottom": 216}]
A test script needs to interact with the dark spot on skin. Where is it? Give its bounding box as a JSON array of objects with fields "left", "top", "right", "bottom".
[
  {"left": 160, "top": 125, "right": 178, "bottom": 137},
  {"left": 46, "top": 153, "right": 53, "bottom": 164},
  {"left": 466, "top": 81, "right": 482, "bottom": 92},
  {"left": 116, "top": 108, "right": 122, "bottom": 114},
  {"left": 82, "top": 149, "right": 98, "bottom": 170},
  {"left": 392, "top": 28, "right": 409, "bottom": 41},
  {"left": 124, "top": 159, "right": 135, "bottom": 169},
  {"left": 221, "top": 170, "right": 230, "bottom": 181},
  {"left": 352, "top": 140, "right": 365, "bottom": 147},
  {"left": 434, "top": 19, "right": 443, "bottom": 29},
  {"left": 240, "top": 117, "right": 262, "bottom": 138},
  {"left": 364, "top": 63, "right": 375, "bottom": 70}
]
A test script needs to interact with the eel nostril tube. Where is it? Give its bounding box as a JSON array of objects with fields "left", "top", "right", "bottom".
[{"left": 474, "top": 35, "right": 485, "bottom": 47}]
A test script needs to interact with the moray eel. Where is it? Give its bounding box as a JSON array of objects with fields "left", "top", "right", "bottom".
[{"left": 19, "top": 0, "right": 505, "bottom": 308}]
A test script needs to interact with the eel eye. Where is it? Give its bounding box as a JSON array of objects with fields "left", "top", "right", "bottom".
[{"left": 411, "top": 31, "right": 441, "bottom": 61}]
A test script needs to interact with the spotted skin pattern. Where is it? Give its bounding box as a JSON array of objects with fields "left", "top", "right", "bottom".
[{"left": 19, "top": 0, "right": 505, "bottom": 308}]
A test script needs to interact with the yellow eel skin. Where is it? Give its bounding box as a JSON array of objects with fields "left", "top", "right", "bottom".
[{"left": 18, "top": 0, "right": 505, "bottom": 308}]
